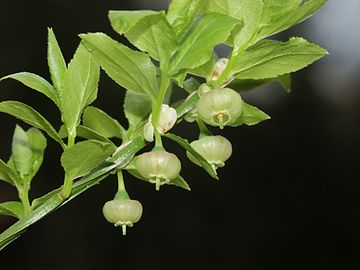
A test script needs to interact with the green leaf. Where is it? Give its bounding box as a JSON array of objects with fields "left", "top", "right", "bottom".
[
  {"left": 233, "top": 38, "right": 327, "bottom": 80},
  {"left": 230, "top": 102, "right": 270, "bottom": 126},
  {"left": 182, "top": 77, "right": 201, "bottom": 94},
  {"left": 167, "top": 0, "right": 206, "bottom": 39},
  {"left": 26, "top": 128, "right": 47, "bottom": 178},
  {"left": 0, "top": 72, "right": 60, "bottom": 107},
  {"left": 124, "top": 91, "right": 152, "bottom": 130},
  {"left": 205, "top": 0, "right": 263, "bottom": 51},
  {"left": 0, "top": 101, "right": 65, "bottom": 148},
  {"left": 175, "top": 92, "right": 199, "bottom": 120},
  {"left": 82, "top": 106, "right": 124, "bottom": 139},
  {"left": 61, "top": 44, "right": 100, "bottom": 139},
  {"left": 171, "top": 175, "right": 191, "bottom": 191},
  {"left": 0, "top": 136, "right": 146, "bottom": 251},
  {"left": 169, "top": 13, "right": 241, "bottom": 75},
  {"left": 58, "top": 125, "right": 115, "bottom": 146},
  {"left": 0, "top": 159, "right": 18, "bottom": 186},
  {"left": 163, "top": 133, "right": 218, "bottom": 179},
  {"left": 0, "top": 202, "right": 24, "bottom": 219},
  {"left": 256, "top": 0, "right": 327, "bottom": 42},
  {"left": 80, "top": 33, "right": 158, "bottom": 98},
  {"left": 109, "top": 11, "right": 178, "bottom": 63},
  {"left": 189, "top": 56, "right": 216, "bottom": 82},
  {"left": 61, "top": 140, "right": 115, "bottom": 180},
  {"left": 47, "top": 28, "right": 67, "bottom": 94},
  {"left": 229, "top": 73, "right": 291, "bottom": 93}
]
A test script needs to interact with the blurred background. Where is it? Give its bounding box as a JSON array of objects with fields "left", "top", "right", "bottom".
[{"left": 0, "top": 0, "right": 359, "bottom": 269}]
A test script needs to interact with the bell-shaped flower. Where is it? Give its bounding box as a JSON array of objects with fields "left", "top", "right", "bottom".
[{"left": 143, "top": 104, "right": 177, "bottom": 142}]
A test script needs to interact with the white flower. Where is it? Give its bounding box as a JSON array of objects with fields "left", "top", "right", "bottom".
[{"left": 143, "top": 104, "right": 177, "bottom": 142}]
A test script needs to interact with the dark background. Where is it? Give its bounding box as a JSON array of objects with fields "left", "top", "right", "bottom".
[{"left": 1, "top": 1, "right": 359, "bottom": 269}]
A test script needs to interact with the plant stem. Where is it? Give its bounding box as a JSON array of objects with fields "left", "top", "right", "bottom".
[
  {"left": 117, "top": 170, "right": 125, "bottom": 192},
  {"left": 19, "top": 188, "right": 31, "bottom": 216},
  {"left": 152, "top": 67, "right": 170, "bottom": 148},
  {"left": 61, "top": 174, "right": 73, "bottom": 199},
  {"left": 196, "top": 118, "right": 212, "bottom": 138}
]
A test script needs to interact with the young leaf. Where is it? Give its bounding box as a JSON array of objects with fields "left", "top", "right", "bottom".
[
  {"left": 0, "top": 72, "right": 60, "bottom": 107},
  {"left": 189, "top": 56, "right": 216, "bottom": 82},
  {"left": 0, "top": 202, "right": 24, "bottom": 219},
  {"left": 256, "top": 0, "right": 327, "bottom": 42},
  {"left": 230, "top": 102, "right": 270, "bottom": 127},
  {"left": 233, "top": 38, "right": 328, "bottom": 80},
  {"left": 0, "top": 101, "right": 65, "bottom": 148},
  {"left": 80, "top": 33, "right": 158, "bottom": 98},
  {"left": 182, "top": 77, "right": 201, "bottom": 94},
  {"left": 229, "top": 73, "right": 291, "bottom": 93},
  {"left": 58, "top": 125, "right": 115, "bottom": 146},
  {"left": 61, "top": 44, "right": 100, "bottom": 139},
  {"left": 205, "top": 0, "right": 263, "bottom": 51},
  {"left": 61, "top": 140, "right": 114, "bottom": 180},
  {"left": 167, "top": 0, "right": 206, "bottom": 39},
  {"left": 109, "top": 11, "right": 178, "bottom": 63},
  {"left": 169, "top": 13, "right": 241, "bottom": 76},
  {"left": 82, "top": 106, "right": 124, "bottom": 139},
  {"left": 47, "top": 28, "right": 67, "bottom": 94},
  {"left": 124, "top": 91, "right": 152, "bottom": 129},
  {"left": 26, "top": 128, "right": 47, "bottom": 178},
  {"left": 11, "top": 125, "right": 33, "bottom": 178},
  {"left": 0, "top": 159, "right": 18, "bottom": 186},
  {"left": 163, "top": 133, "right": 218, "bottom": 179}
]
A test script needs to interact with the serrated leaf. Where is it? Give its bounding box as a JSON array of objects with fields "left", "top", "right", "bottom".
[
  {"left": 230, "top": 102, "right": 270, "bottom": 126},
  {"left": 0, "top": 72, "right": 60, "bottom": 107},
  {"left": 205, "top": 0, "right": 263, "bottom": 51},
  {"left": 167, "top": 0, "right": 206, "bottom": 39},
  {"left": 80, "top": 33, "right": 158, "bottom": 98},
  {"left": 0, "top": 101, "right": 65, "bottom": 148},
  {"left": 124, "top": 91, "right": 152, "bottom": 130},
  {"left": 109, "top": 11, "right": 178, "bottom": 63},
  {"left": 233, "top": 38, "right": 327, "bottom": 80},
  {"left": 26, "top": 128, "right": 47, "bottom": 178},
  {"left": 169, "top": 13, "right": 241, "bottom": 76},
  {"left": 0, "top": 202, "right": 24, "bottom": 219},
  {"left": 47, "top": 28, "right": 67, "bottom": 94},
  {"left": 229, "top": 73, "right": 291, "bottom": 93},
  {"left": 61, "top": 140, "right": 115, "bottom": 180},
  {"left": 164, "top": 133, "right": 218, "bottom": 179},
  {"left": 61, "top": 44, "right": 100, "bottom": 139},
  {"left": 0, "top": 159, "right": 19, "bottom": 186},
  {"left": 256, "top": 0, "right": 327, "bottom": 42},
  {"left": 58, "top": 125, "right": 115, "bottom": 146},
  {"left": 82, "top": 106, "right": 124, "bottom": 139}
]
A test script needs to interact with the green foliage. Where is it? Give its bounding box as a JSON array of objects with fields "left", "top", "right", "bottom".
[
  {"left": 61, "top": 140, "right": 115, "bottom": 180},
  {"left": 80, "top": 33, "right": 158, "bottom": 98},
  {"left": 61, "top": 44, "right": 100, "bottom": 140},
  {"left": 0, "top": 0, "right": 328, "bottom": 249},
  {"left": 233, "top": 38, "right": 328, "bottom": 80},
  {"left": 83, "top": 106, "right": 124, "bottom": 139}
]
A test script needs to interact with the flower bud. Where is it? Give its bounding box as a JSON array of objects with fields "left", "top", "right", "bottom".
[
  {"left": 135, "top": 151, "right": 181, "bottom": 190},
  {"left": 210, "top": 58, "right": 229, "bottom": 81},
  {"left": 102, "top": 199, "right": 143, "bottom": 235},
  {"left": 143, "top": 104, "right": 177, "bottom": 142},
  {"left": 187, "top": 135, "right": 232, "bottom": 170},
  {"left": 196, "top": 88, "right": 243, "bottom": 129}
]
